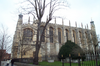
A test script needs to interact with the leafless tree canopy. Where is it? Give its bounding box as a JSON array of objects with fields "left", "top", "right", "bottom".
[
  {"left": 0, "top": 25, "right": 12, "bottom": 63},
  {"left": 0, "top": 25, "right": 12, "bottom": 51},
  {"left": 19, "top": 0, "right": 68, "bottom": 65},
  {"left": 20, "top": 0, "right": 68, "bottom": 20}
]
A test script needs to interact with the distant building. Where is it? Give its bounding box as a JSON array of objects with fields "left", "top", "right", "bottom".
[
  {"left": 12, "top": 14, "right": 97, "bottom": 60},
  {"left": 0, "top": 50, "right": 11, "bottom": 61}
]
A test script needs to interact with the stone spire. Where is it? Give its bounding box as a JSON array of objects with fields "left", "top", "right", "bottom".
[
  {"left": 28, "top": 16, "right": 30, "bottom": 23},
  {"left": 62, "top": 18, "right": 64, "bottom": 25},
  {"left": 69, "top": 20, "right": 71, "bottom": 26},
  {"left": 75, "top": 21, "right": 77, "bottom": 27},
  {"left": 18, "top": 14, "right": 23, "bottom": 24},
  {"left": 87, "top": 24, "right": 88, "bottom": 29},
  {"left": 90, "top": 19, "right": 95, "bottom": 31},
  {"left": 85, "top": 25, "right": 86, "bottom": 29},
  {"left": 81, "top": 23, "right": 83, "bottom": 28},
  {"left": 33, "top": 16, "right": 35, "bottom": 23},
  {"left": 55, "top": 18, "right": 56, "bottom": 24}
]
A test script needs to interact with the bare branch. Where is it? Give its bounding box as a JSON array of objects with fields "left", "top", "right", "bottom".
[{"left": 18, "top": 0, "right": 69, "bottom": 64}]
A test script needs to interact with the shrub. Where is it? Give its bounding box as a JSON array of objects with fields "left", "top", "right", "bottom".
[{"left": 58, "top": 40, "right": 85, "bottom": 60}]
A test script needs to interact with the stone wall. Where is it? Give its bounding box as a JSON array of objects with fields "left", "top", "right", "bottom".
[{"left": 14, "top": 62, "right": 40, "bottom": 66}]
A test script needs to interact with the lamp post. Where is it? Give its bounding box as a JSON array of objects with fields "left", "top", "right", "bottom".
[
  {"left": 78, "top": 53, "right": 81, "bottom": 66},
  {"left": 61, "top": 55, "right": 64, "bottom": 66},
  {"left": 69, "top": 54, "right": 71, "bottom": 66}
]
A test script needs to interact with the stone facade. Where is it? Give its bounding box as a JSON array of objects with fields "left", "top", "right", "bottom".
[{"left": 11, "top": 14, "right": 97, "bottom": 60}]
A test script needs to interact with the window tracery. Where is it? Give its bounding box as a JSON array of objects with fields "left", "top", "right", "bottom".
[{"left": 23, "top": 28, "right": 33, "bottom": 41}]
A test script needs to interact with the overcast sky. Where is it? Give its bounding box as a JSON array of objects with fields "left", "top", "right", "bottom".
[{"left": 0, "top": 0, "right": 100, "bottom": 52}]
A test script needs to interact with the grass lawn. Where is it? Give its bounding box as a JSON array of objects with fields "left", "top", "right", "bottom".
[
  {"left": 38, "top": 60, "right": 100, "bottom": 66},
  {"left": 39, "top": 61, "right": 78, "bottom": 66}
]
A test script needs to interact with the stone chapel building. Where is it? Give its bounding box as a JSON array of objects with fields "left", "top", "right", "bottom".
[{"left": 11, "top": 14, "right": 97, "bottom": 60}]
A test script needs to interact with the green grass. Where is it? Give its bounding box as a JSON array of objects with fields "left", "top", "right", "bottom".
[
  {"left": 38, "top": 60, "right": 100, "bottom": 66},
  {"left": 39, "top": 61, "right": 78, "bottom": 66}
]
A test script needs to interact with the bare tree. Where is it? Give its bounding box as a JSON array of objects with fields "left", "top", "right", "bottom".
[
  {"left": 38, "top": 28, "right": 58, "bottom": 61},
  {"left": 92, "top": 32, "right": 100, "bottom": 66},
  {"left": 87, "top": 31, "right": 99, "bottom": 54},
  {"left": 86, "top": 31, "right": 100, "bottom": 66},
  {"left": 0, "top": 25, "right": 12, "bottom": 64},
  {"left": 20, "top": 0, "right": 68, "bottom": 64}
]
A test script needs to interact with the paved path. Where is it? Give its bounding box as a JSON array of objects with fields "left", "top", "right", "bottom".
[
  {"left": 8, "top": 63, "right": 17, "bottom": 66},
  {"left": 1, "top": 61, "right": 39, "bottom": 66},
  {"left": 14, "top": 62, "right": 40, "bottom": 66},
  {"left": 1, "top": 60, "right": 16, "bottom": 66}
]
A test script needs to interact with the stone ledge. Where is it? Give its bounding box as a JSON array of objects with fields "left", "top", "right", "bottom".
[{"left": 48, "top": 60, "right": 54, "bottom": 62}]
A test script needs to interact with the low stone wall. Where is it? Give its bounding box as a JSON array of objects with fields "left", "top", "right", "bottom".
[{"left": 14, "top": 62, "right": 40, "bottom": 66}]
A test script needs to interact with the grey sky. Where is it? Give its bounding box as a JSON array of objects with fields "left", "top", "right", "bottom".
[{"left": 0, "top": 0, "right": 100, "bottom": 53}]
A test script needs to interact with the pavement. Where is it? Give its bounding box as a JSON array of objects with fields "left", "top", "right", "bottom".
[
  {"left": 1, "top": 60, "right": 39, "bottom": 66},
  {"left": 7, "top": 63, "right": 17, "bottom": 66},
  {"left": 1, "top": 60, "right": 16, "bottom": 66}
]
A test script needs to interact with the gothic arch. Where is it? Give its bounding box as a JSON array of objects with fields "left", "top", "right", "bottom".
[
  {"left": 23, "top": 28, "right": 33, "bottom": 41},
  {"left": 49, "top": 25, "right": 55, "bottom": 29},
  {"left": 79, "top": 31, "right": 82, "bottom": 38}
]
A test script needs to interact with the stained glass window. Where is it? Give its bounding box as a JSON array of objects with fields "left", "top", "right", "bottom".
[{"left": 23, "top": 28, "right": 33, "bottom": 41}]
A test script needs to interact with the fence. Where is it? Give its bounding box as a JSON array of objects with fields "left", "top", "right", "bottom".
[
  {"left": 63, "top": 53, "right": 100, "bottom": 66},
  {"left": 12, "top": 58, "right": 33, "bottom": 63},
  {"left": 13, "top": 54, "right": 100, "bottom": 66}
]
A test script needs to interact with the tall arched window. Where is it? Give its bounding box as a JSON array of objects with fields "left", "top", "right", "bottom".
[
  {"left": 65, "top": 29, "right": 68, "bottom": 40},
  {"left": 23, "top": 28, "right": 33, "bottom": 41},
  {"left": 79, "top": 31, "right": 81, "bottom": 38},
  {"left": 40, "top": 26, "right": 45, "bottom": 42},
  {"left": 90, "top": 33, "right": 92, "bottom": 39},
  {"left": 49, "top": 27, "right": 53, "bottom": 43},
  {"left": 85, "top": 32, "right": 87, "bottom": 39},
  {"left": 58, "top": 28, "right": 61, "bottom": 43},
  {"left": 73, "top": 30, "right": 75, "bottom": 42}
]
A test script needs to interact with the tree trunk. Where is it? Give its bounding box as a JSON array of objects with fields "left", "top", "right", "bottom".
[
  {"left": 33, "top": 46, "right": 39, "bottom": 65},
  {"left": 95, "top": 46, "right": 98, "bottom": 66},
  {"left": 33, "top": 19, "right": 41, "bottom": 65},
  {"left": 33, "top": 44, "right": 41, "bottom": 65},
  {"left": 0, "top": 59, "right": 1, "bottom": 66}
]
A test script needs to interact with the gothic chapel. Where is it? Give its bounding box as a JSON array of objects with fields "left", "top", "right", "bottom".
[{"left": 11, "top": 14, "right": 97, "bottom": 60}]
